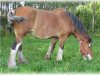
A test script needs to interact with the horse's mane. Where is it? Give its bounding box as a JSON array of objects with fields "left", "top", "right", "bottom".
[{"left": 67, "top": 12, "right": 92, "bottom": 43}]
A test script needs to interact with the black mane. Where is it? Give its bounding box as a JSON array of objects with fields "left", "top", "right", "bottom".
[
  {"left": 67, "top": 12, "right": 87, "bottom": 35},
  {"left": 67, "top": 12, "right": 92, "bottom": 43}
]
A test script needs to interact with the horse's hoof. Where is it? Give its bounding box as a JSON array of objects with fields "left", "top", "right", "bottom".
[
  {"left": 23, "top": 60, "right": 28, "bottom": 64},
  {"left": 8, "top": 60, "right": 17, "bottom": 68},
  {"left": 44, "top": 54, "right": 51, "bottom": 60},
  {"left": 56, "top": 59, "right": 62, "bottom": 61},
  {"left": 18, "top": 60, "right": 28, "bottom": 64},
  {"left": 56, "top": 57, "right": 62, "bottom": 61},
  {"left": 56, "top": 55, "right": 62, "bottom": 61},
  {"left": 83, "top": 54, "right": 92, "bottom": 61}
]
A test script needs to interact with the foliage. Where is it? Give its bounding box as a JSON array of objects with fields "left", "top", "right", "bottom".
[{"left": 76, "top": 2, "right": 100, "bottom": 32}]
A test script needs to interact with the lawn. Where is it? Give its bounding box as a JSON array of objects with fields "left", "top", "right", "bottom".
[{"left": 0, "top": 33, "right": 100, "bottom": 73}]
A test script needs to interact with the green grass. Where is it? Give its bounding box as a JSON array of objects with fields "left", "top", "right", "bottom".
[{"left": 0, "top": 33, "right": 100, "bottom": 73}]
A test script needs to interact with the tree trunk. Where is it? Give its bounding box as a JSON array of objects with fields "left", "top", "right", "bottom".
[{"left": 92, "top": 2, "right": 96, "bottom": 32}]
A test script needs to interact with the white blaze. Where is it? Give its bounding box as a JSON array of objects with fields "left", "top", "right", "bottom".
[
  {"left": 87, "top": 54, "right": 92, "bottom": 61},
  {"left": 83, "top": 54, "right": 92, "bottom": 61},
  {"left": 89, "top": 43, "right": 91, "bottom": 47}
]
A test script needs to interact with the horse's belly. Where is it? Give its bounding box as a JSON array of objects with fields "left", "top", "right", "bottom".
[{"left": 31, "top": 28, "right": 57, "bottom": 39}]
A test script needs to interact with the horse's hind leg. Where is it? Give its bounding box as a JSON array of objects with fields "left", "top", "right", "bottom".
[
  {"left": 45, "top": 38, "right": 58, "bottom": 60},
  {"left": 18, "top": 44, "right": 26, "bottom": 64},
  {"left": 56, "top": 35, "right": 68, "bottom": 61},
  {"left": 8, "top": 35, "right": 23, "bottom": 68}
]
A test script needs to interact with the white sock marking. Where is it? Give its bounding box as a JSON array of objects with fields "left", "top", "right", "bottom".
[
  {"left": 47, "top": 45, "right": 52, "bottom": 55},
  {"left": 45, "top": 45, "right": 53, "bottom": 59},
  {"left": 15, "top": 42, "right": 22, "bottom": 50},
  {"left": 8, "top": 49, "right": 17, "bottom": 67},
  {"left": 57, "top": 47, "right": 63, "bottom": 61},
  {"left": 8, "top": 42, "right": 22, "bottom": 68},
  {"left": 18, "top": 50, "right": 25, "bottom": 63}
]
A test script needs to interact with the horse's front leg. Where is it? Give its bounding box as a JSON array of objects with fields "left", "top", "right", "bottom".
[
  {"left": 45, "top": 38, "right": 58, "bottom": 60},
  {"left": 56, "top": 35, "right": 68, "bottom": 61},
  {"left": 8, "top": 36, "right": 23, "bottom": 68}
]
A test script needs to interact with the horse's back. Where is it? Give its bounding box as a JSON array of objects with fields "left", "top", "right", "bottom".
[
  {"left": 52, "top": 8, "right": 66, "bottom": 14},
  {"left": 15, "top": 6, "right": 35, "bottom": 16}
]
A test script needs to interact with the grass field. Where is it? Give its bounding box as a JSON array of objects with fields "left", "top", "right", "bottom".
[{"left": 0, "top": 33, "right": 100, "bottom": 73}]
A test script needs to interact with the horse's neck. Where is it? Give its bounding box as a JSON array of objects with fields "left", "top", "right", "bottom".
[{"left": 73, "top": 31, "right": 88, "bottom": 42}]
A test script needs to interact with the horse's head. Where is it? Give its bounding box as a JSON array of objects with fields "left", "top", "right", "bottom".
[{"left": 80, "top": 37, "right": 92, "bottom": 61}]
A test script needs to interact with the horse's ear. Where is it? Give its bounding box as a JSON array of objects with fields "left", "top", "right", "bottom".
[{"left": 7, "top": 10, "right": 28, "bottom": 23}]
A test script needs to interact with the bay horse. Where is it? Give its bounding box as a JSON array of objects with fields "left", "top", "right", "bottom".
[{"left": 7, "top": 6, "right": 92, "bottom": 68}]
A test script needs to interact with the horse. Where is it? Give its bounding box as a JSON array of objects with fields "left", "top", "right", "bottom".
[{"left": 7, "top": 6, "right": 92, "bottom": 68}]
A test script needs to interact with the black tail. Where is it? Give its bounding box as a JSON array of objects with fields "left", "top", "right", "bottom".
[
  {"left": 67, "top": 12, "right": 87, "bottom": 35},
  {"left": 67, "top": 12, "right": 92, "bottom": 43}
]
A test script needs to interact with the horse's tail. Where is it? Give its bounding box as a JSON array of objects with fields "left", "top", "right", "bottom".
[
  {"left": 7, "top": 10, "right": 28, "bottom": 32},
  {"left": 7, "top": 10, "right": 27, "bottom": 24},
  {"left": 67, "top": 12, "right": 92, "bottom": 43}
]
